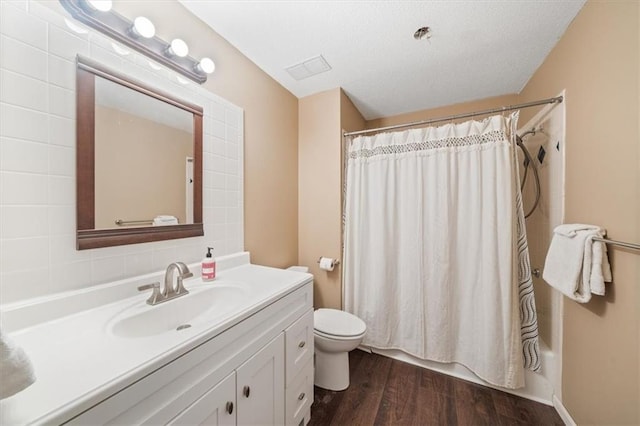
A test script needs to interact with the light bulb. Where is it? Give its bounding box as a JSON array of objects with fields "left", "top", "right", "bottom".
[
  {"left": 132, "top": 16, "right": 155, "bottom": 39},
  {"left": 168, "top": 39, "right": 189, "bottom": 58},
  {"left": 197, "top": 57, "right": 215, "bottom": 74},
  {"left": 86, "top": 0, "right": 112, "bottom": 12}
]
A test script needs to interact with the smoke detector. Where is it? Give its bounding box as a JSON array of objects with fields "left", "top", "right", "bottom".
[{"left": 414, "top": 26, "right": 432, "bottom": 41}]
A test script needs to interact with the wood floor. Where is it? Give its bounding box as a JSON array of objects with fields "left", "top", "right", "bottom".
[{"left": 309, "top": 350, "right": 564, "bottom": 426}]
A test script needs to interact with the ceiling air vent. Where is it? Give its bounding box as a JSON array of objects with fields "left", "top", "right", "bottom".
[{"left": 285, "top": 55, "right": 331, "bottom": 81}]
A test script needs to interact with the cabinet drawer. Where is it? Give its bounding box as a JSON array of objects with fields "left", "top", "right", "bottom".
[
  {"left": 285, "top": 309, "right": 314, "bottom": 385},
  {"left": 285, "top": 358, "right": 313, "bottom": 426}
]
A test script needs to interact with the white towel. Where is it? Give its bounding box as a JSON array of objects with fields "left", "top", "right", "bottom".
[
  {"left": 542, "top": 224, "right": 612, "bottom": 302},
  {"left": 0, "top": 330, "right": 36, "bottom": 399},
  {"left": 152, "top": 215, "right": 178, "bottom": 226}
]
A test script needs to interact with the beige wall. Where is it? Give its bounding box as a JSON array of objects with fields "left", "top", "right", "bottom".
[
  {"left": 298, "top": 89, "right": 342, "bottom": 309},
  {"left": 114, "top": 1, "right": 299, "bottom": 268},
  {"left": 298, "top": 89, "right": 366, "bottom": 309},
  {"left": 519, "top": 1, "right": 639, "bottom": 424},
  {"left": 366, "top": 94, "right": 519, "bottom": 129},
  {"left": 95, "top": 106, "right": 192, "bottom": 228}
]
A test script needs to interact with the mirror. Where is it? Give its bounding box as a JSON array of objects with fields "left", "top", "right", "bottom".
[{"left": 76, "top": 56, "right": 203, "bottom": 249}]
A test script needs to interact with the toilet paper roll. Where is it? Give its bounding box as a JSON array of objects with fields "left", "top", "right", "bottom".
[{"left": 319, "top": 257, "right": 335, "bottom": 272}]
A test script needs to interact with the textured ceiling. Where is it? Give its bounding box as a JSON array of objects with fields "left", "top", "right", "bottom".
[{"left": 179, "top": 1, "right": 586, "bottom": 120}]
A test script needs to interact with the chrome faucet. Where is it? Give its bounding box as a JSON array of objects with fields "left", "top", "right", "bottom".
[{"left": 138, "top": 262, "right": 193, "bottom": 305}]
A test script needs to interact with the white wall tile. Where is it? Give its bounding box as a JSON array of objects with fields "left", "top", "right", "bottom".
[
  {"left": 48, "top": 175, "right": 74, "bottom": 205},
  {"left": 0, "top": 171, "right": 48, "bottom": 205},
  {"left": 0, "top": 137, "right": 49, "bottom": 174},
  {"left": 225, "top": 109, "right": 239, "bottom": 129},
  {"left": 124, "top": 251, "right": 154, "bottom": 276},
  {"left": 48, "top": 55, "right": 75, "bottom": 89},
  {"left": 226, "top": 143, "right": 239, "bottom": 160},
  {"left": 211, "top": 172, "right": 226, "bottom": 190},
  {"left": 211, "top": 155, "right": 225, "bottom": 173},
  {"left": 88, "top": 43, "right": 124, "bottom": 70},
  {"left": 212, "top": 207, "right": 226, "bottom": 224},
  {"left": 0, "top": 2, "right": 245, "bottom": 303},
  {"left": 226, "top": 159, "right": 239, "bottom": 176},
  {"left": 1, "top": 206, "right": 48, "bottom": 239},
  {"left": 152, "top": 247, "right": 178, "bottom": 270},
  {"left": 0, "top": 3, "right": 47, "bottom": 51},
  {"left": 212, "top": 137, "right": 226, "bottom": 156},
  {"left": 0, "top": 35, "right": 47, "bottom": 82},
  {"left": 49, "top": 115, "right": 75, "bottom": 147},
  {"left": 0, "top": 268, "right": 50, "bottom": 304},
  {"left": 49, "top": 260, "right": 93, "bottom": 293},
  {"left": 226, "top": 125, "right": 238, "bottom": 145},
  {"left": 1, "top": 236, "right": 49, "bottom": 273},
  {"left": 212, "top": 190, "right": 226, "bottom": 208},
  {"left": 49, "top": 85, "right": 75, "bottom": 119},
  {"left": 48, "top": 145, "right": 74, "bottom": 176},
  {"left": 1, "top": 69, "right": 48, "bottom": 112},
  {"left": 0, "top": 104, "right": 49, "bottom": 143},
  {"left": 92, "top": 255, "right": 126, "bottom": 284},
  {"left": 48, "top": 25, "right": 89, "bottom": 60},
  {"left": 212, "top": 120, "right": 225, "bottom": 139},
  {"left": 210, "top": 103, "right": 225, "bottom": 122},
  {"left": 48, "top": 205, "right": 75, "bottom": 236}
]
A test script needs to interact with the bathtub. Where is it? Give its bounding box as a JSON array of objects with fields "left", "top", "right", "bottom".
[{"left": 364, "top": 339, "right": 557, "bottom": 405}]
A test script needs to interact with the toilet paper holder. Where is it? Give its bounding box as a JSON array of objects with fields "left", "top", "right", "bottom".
[{"left": 317, "top": 257, "right": 340, "bottom": 266}]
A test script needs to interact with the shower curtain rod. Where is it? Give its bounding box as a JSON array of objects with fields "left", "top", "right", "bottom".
[{"left": 343, "top": 96, "right": 564, "bottom": 138}]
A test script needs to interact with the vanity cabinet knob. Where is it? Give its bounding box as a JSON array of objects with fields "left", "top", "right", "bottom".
[
  {"left": 298, "top": 341, "right": 306, "bottom": 348},
  {"left": 298, "top": 392, "right": 305, "bottom": 401},
  {"left": 226, "top": 401, "right": 234, "bottom": 414},
  {"left": 243, "top": 386, "right": 250, "bottom": 398}
]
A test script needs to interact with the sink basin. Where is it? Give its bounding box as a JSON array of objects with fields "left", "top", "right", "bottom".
[{"left": 107, "top": 284, "right": 248, "bottom": 338}]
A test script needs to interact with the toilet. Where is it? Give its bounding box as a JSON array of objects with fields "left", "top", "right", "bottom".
[
  {"left": 286, "top": 266, "right": 367, "bottom": 391},
  {"left": 313, "top": 308, "right": 367, "bottom": 391}
]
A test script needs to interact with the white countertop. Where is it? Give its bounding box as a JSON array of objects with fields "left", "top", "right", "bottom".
[{"left": 0, "top": 255, "right": 312, "bottom": 425}]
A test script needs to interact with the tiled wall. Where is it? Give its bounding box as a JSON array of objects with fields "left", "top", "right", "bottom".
[{"left": 0, "top": 0, "right": 244, "bottom": 303}]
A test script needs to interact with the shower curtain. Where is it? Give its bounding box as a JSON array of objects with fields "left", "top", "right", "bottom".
[{"left": 343, "top": 113, "right": 540, "bottom": 389}]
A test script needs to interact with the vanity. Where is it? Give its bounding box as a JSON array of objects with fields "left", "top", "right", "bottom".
[{"left": 0, "top": 253, "right": 314, "bottom": 425}]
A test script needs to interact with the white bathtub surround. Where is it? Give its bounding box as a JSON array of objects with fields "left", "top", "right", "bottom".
[
  {"left": 0, "top": 252, "right": 314, "bottom": 425},
  {"left": 0, "top": 330, "right": 36, "bottom": 400},
  {"left": 517, "top": 94, "right": 566, "bottom": 402},
  {"left": 543, "top": 224, "right": 611, "bottom": 302},
  {"left": 343, "top": 112, "right": 540, "bottom": 389},
  {"left": 0, "top": 0, "right": 244, "bottom": 304}
]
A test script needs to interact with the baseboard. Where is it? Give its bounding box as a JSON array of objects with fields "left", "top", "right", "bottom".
[{"left": 553, "top": 395, "right": 576, "bottom": 426}]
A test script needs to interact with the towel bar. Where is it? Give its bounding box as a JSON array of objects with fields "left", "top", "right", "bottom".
[
  {"left": 593, "top": 237, "right": 640, "bottom": 251},
  {"left": 115, "top": 219, "right": 154, "bottom": 226}
]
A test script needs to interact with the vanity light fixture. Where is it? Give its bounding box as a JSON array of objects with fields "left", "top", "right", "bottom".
[
  {"left": 131, "top": 16, "right": 155, "bottom": 39},
  {"left": 197, "top": 57, "right": 215, "bottom": 74},
  {"left": 167, "top": 38, "right": 189, "bottom": 57},
  {"left": 59, "top": 0, "right": 212, "bottom": 83}
]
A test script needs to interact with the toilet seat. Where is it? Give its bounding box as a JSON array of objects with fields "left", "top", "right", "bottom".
[{"left": 314, "top": 308, "right": 366, "bottom": 338}]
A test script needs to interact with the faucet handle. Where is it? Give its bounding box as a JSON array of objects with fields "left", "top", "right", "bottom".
[{"left": 138, "top": 282, "right": 163, "bottom": 305}]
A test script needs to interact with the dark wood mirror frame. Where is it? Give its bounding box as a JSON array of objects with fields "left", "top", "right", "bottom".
[{"left": 76, "top": 56, "right": 204, "bottom": 250}]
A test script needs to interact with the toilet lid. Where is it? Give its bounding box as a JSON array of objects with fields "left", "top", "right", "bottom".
[{"left": 314, "top": 309, "right": 366, "bottom": 337}]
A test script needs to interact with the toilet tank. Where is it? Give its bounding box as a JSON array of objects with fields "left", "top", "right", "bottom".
[{"left": 287, "top": 266, "right": 309, "bottom": 273}]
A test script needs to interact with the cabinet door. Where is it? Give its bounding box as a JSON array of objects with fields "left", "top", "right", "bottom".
[
  {"left": 168, "top": 372, "right": 236, "bottom": 426},
  {"left": 236, "top": 333, "right": 285, "bottom": 426}
]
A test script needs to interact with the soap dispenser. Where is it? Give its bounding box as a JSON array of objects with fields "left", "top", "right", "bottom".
[{"left": 202, "top": 247, "right": 216, "bottom": 281}]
